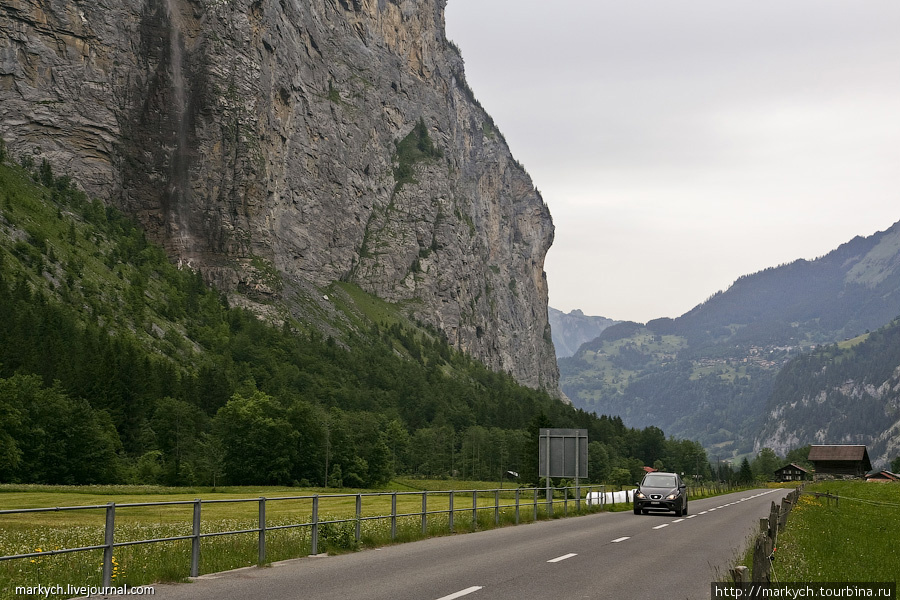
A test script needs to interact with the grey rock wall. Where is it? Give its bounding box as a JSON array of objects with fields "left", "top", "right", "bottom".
[{"left": 0, "top": 0, "right": 560, "bottom": 393}]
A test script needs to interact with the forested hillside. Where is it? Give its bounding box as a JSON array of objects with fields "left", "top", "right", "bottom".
[
  {"left": 756, "top": 319, "right": 900, "bottom": 465},
  {"left": 561, "top": 221, "right": 900, "bottom": 457},
  {"left": 0, "top": 151, "right": 708, "bottom": 487}
]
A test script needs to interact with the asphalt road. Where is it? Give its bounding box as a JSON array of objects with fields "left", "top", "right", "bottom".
[{"left": 148, "top": 488, "right": 790, "bottom": 600}]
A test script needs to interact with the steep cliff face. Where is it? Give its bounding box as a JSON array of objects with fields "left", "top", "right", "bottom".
[{"left": 0, "top": 0, "right": 559, "bottom": 391}]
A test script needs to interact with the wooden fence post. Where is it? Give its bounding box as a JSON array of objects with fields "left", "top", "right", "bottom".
[
  {"left": 767, "top": 501, "right": 779, "bottom": 542},
  {"left": 751, "top": 532, "right": 772, "bottom": 583},
  {"left": 731, "top": 565, "right": 750, "bottom": 584}
]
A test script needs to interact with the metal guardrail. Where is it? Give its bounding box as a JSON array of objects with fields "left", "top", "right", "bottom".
[
  {"left": 1, "top": 481, "right": 744, "bottom": 585},
  {"left": 0, "top": 484, "right": 611, "bottom": 586}
]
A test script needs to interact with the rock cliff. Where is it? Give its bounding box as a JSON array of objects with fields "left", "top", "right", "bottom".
[{"left": 0, "top": 0, "right": 559, "bottom": 392}]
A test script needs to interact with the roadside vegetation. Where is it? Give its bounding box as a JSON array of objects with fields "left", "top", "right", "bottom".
[
  {"left": 767, "top": 481, "right": 900, "bottom": 582},
  {"left": 1, "top": 477, "right": 757, "bottom": 600},
  {"left": 736, "top": 480, "right": 900, "bottom": 584}
]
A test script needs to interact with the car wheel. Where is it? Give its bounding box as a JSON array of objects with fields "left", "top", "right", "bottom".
[
  {"left": 634, "top": 507, "right": 640, "bottom": 515},
  {"left": 683, "top": 502, "right": 688, "bottom": 516}
]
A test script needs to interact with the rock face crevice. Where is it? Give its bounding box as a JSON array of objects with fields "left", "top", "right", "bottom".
[{"left": 0, "top": 0, "right": 560, "bottom": 393}]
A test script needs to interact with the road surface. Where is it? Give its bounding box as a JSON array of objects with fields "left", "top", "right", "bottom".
[{"left": 149, "top": 488, "right": 790, "bottom": 600}]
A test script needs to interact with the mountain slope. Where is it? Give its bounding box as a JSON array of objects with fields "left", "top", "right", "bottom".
[
  {"left": 673, "top": 221, "right": 900, "bottom": 347},
  {"left": 548, "top": 307, "right": 619, "bottom": 358},
  {"left": 756, "top": 320, "right": 900, "bottom": 467},
  {"left": 560, "top": 221, "right": 900, "bottom": 456},
  {"left": 0, "top": 158, "right": 592, "bottom": 485},
  {"left": 0, "top": 0, "right": 558, "bottom": 392}
]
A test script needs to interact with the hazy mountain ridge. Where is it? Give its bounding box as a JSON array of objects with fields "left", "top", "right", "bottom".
[
  {"left": 560, "top": 220, "right": 900, "bottom": 458},
  {"left": 673, "top": 221, "right": 900, "bottom": 344},
  {"left": 548, "top": 307, "right": 619, "bottom": 358}
]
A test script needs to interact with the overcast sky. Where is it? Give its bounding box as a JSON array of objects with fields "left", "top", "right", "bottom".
[{"left": 445, "top": 1, "right": 900, "bottom": 323}]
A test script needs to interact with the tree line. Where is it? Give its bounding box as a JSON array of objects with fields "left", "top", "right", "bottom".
[{"left": 0, "top": 147, "right": 714, "bottom": 488}]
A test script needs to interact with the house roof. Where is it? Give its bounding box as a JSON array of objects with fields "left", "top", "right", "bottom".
[
  {"left": 775, "top": 463, "right": 810, "bottom": 473},
  {"left": 865, "top": 470, "right": 900, "bottom": 481},
  {"left": 808, "top": 445, "right": 869, "bottom": 462}
]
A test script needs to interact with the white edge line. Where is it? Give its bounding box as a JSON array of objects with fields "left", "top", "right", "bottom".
[
  {"left": 436, "top": 586, "right": 484, "bottom": 600},
  {"left": 652, "top": 523, "right": 669, "bottom": 529},
  {"left": 687, "top": 514, "right": 697, "bottom": 518},
  {"left": 672, "top": 519, "right": 684, "bottom": 523},
  {"left": 611, "top": 536, "right": 630, "bottom": 543},
  {"left": 548, "top": 553, "right": 578, "bottom": 563}
]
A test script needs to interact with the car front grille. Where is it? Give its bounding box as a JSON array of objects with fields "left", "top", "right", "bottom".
[{"left": 650, "top": 494, "right": 662, "bottom": 500}]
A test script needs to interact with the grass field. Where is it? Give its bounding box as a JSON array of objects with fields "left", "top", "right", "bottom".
[
  {"left": 735, "top": 480, "right": 900, "bottom": 590},
  {"left": 2, "top": 479, "right": 756, "bottom": 599},
  {"left": 0, "top": 479, "right": 606, "bottom": 600},
  {"left": 769, "top": 481, "right": 900, "bottom": 583}
]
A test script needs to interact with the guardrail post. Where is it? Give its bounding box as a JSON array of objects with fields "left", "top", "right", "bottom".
[
  {"left": 311, "top": 495, "right": 319, "bottom": 555},
  {"left": 472, "top": 491, "right": 478, "bottom": 529},
  {"left": 494, "top": 490, "right": 500, "bottom": 525},
  {"left": 533, "top": 488, "right": 538, "bottom": 521},
  {"left": 391, "top": 492, "right": 397, "bottom": 541},
  {"left": 191, "top": 499, "right": 201, "bottom": 577},
  {"left": 102, "top": 502, "right": 115, "bottom": 588},
  {"left": 258, "top": 497, "right": 266, "bottom": 566},
  {"left": 355, "top": 494, "right": 362, "bottom": 543},
  {"left": 448, "top": 491, "right": 454, "bottom": 533},
  {"left": 515, "top": 489, "right": 520, "bottom": 524},
  {"left": 564, "top": 486, "right": 568, "bottom": 517},
  {"left": 421, "top": 492, "right": 428, "bottom": 536}
]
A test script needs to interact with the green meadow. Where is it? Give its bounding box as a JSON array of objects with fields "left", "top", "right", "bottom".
[
  {"left": 769, "top": 481, "right": 900, "bottom": 583},
  {"left": 0, "top": 479, "right": 605, "bottom": 600},
  {"left": 734, "top": 480, "right": 900, "bottom": 594}
]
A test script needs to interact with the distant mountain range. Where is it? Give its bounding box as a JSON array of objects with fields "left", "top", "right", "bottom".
[
  {"left": 548, "top": 308, "right": 619, "bottom": 358},
  {"left": 559, "top": 220, "right": 900, "bottom": 465}
]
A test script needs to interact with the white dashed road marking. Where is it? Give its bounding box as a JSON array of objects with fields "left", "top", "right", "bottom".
[
  {"left": 436, "top": 586, "right": 483, "bottom": 600},
  {"left": 548, "top": 553, "right": 578, "bottom": 563}
]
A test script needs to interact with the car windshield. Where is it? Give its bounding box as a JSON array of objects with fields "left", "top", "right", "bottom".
[{"left": 642, "top": 474, "right": 676, "bottom": 488}]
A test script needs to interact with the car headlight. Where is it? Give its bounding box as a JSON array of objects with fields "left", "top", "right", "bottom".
[
  {"left": 666, "top": 493, "right": 678, "bottom": 500},
  {"left": 636, "top": 492, "right": 646, "bottom": 499}
]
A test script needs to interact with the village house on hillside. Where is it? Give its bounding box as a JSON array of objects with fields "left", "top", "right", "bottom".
[
  {"left": 808, "top": 445, "right": 872, "bottom": 479},
  {"left": 774, "top": 463, "right": 810, "bottom": 482}
]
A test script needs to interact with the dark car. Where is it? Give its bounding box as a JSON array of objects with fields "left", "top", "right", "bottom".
[{"left": 633, "top": 472, "right": 688, "bottom": 516}]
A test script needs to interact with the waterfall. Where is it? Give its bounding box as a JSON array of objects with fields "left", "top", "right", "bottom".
[{"left": 163, "top": 0, "right": 192, "bottom": 261}]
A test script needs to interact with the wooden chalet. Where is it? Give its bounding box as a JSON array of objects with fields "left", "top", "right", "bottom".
[
  {"left": 808, "top": 445, "right": 872, "bottom": 479},
  {"left": 774, "top": 463, "right": 810, "bottom": 482}
]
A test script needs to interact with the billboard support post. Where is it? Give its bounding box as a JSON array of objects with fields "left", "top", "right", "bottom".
[{"left": 539, "top": 429, "right": 588, "bottom": 510}]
